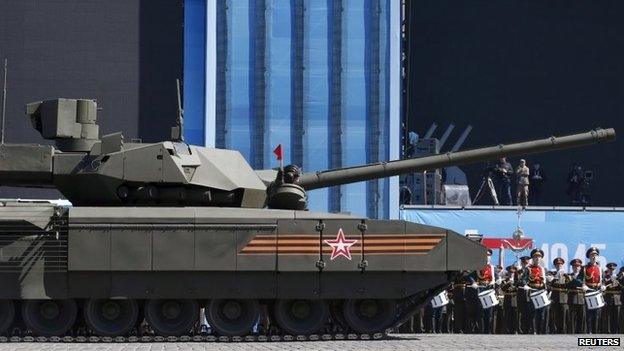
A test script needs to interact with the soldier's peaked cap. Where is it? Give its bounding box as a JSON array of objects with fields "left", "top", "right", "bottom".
[
  {"left": 530, "top": 248, "right": 544, "bottom": 258},
  {"left": 553, "top": 257, "right": 565, "bottom": 265},
  {"left": 585, "top": 247, "right": 600, "bottom": 258}
]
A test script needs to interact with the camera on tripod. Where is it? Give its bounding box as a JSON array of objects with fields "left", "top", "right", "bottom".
[{"left": 473, "top": 163, "right": 500, "bottom": 205}]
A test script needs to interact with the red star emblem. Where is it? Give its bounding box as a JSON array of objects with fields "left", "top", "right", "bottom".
[{"left": 324, "top": 228, "right": 358, "bottom": 260}]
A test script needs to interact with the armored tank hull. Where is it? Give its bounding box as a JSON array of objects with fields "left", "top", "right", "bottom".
[
  {"left": 0, "top": 99, "right": 615, "bottom": 340},
  {"left": 0, "top": 200, "right": 483, "bottom": 339}
]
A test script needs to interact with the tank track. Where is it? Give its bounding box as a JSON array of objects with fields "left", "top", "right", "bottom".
[
  {"left": 0, "top": 283, "right": 445, "bottom": 343},
  {"left": 0, "top": 332, "right": 388, "bottom": 343}
]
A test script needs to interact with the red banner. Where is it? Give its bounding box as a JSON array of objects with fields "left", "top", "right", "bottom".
[{"left": 482, "top": 238, "right": 533, "bottom": 251}]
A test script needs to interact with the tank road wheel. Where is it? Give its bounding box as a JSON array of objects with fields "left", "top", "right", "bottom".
[
  {"left": 274, "top": 299, "right": 329, "bottom": 335},
  {"left": 145, "top": 299, "right": 198, "bottom": 336},
  {"left": 22, "top": 299, "right": 78, "bottom": 336},
  {"left": 206, "top": 299, "right": 260, "bottom": 336},
  {"left": 0, "top": 300, "right": 15, "bottom": 334},
  {"left": 84, "top": 298, "right": 139, "bottom": 336},
  {"left": 342, "top": 299, "right": 397, "bottom": 334}
]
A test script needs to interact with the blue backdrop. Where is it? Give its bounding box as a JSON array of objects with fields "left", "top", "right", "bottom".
[
  {"left": 401, "top": 207, "right": 624, "bottom": 271},
  {"left": 183, "top": 0, "right": 401, "bottom": 219}
]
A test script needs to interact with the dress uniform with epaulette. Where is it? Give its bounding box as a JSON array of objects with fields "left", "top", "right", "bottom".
[
  {"left": 450, "top": 271, "right": 470, "bottom": 333},
  {"left": 520, "top": 249, "right": 549, "bottom": 334},
  {"left": 515, "top": 256, "right": 531, "bottom": 333},
  {"left": 548, "top": 257, "right": 570, "bottom": 334},
  {"left": 468, "top": 248, "right": 496, "bottom": 334},
  {"left": 501, "top": 265, "right": 519, "bottom": 333},
  {"left": 567, "top": 258, "right": 586, "bottom": 333},
  {"left": 583, "top": 247, "right": 604, "bottom": 334},
  {"left": 617, "top": 268, "right": 624, "bottom": 333},
  {"left": 602, "top": 262, "right": 620, "bottom": 333},
  {"left": 493, "top": 265, "right": 506, "bottom": 334}
]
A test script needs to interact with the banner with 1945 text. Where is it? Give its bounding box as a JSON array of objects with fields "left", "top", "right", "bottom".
[{"left": 400, "top": 207, "right": 624, "bottom": 271}]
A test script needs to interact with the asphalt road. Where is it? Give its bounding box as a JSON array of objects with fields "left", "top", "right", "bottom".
[{"left": 0, "top": 334, "right": 621, "bottom": 351}]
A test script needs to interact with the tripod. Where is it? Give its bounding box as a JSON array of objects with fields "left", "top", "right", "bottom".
[{"left": 473, "top": 173, "right": 499, "bottom": 205}]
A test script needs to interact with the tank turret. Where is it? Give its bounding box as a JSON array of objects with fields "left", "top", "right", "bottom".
[{"left": 0, "top": 98, "right": 616, "bottom": 209}]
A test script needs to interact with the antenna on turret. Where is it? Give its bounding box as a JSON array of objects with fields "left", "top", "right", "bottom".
[
  {"left": 1, "top": 59, "right": 7, "bottom": 144},
  {"left": 171, "top": 78, "right": 184, "bottom": 142}
]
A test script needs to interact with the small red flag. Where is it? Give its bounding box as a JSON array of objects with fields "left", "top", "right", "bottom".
[{"left": 273, "top": 144, "right": 283, "bottom": 161}]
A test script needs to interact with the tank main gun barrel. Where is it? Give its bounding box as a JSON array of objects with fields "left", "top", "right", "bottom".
[{"left": 298, "top": 128, "right": 616, "bottom": 191}]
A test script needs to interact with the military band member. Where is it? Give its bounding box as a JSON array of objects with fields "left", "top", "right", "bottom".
[
  {"left": 567, "top": 258, "right": 586, "bottom": 333},
  {"left": 501, "top": 265, "right": 519, "bottom": 333},
  {"left": 617, "top": 267, "right": 624, "bottom": 333},
  {"left": 602, "top": 262, "right": 620, "bottom": 333},
  {"left": 430, "top": 293, "right": 447, "bottom": 333},
  {"left": 494, "top": 265, "right": 505, "bottom": 333},
  {"left": 521, "top": 249, "right": 549, "bottom": 334},
  {"left": 515, "top": 256, "right": 531, "bottom": 333},
  {"left": 451, "top": 271, "right": 470, "bottom": 333},
  {"left": 469, "top": 248, "right": 496, "bottom": 334},
  {"left": 442, "top": 286, "right": 453, "bottom": 333},
  {"left": 582, "top": 247, "right": 604, "bottom": 334},
  {"left": 548, "top": 257, "right": 570, "bottom": 334}
]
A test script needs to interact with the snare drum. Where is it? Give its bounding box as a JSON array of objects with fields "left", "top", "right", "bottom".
[
  {"left": 530, "top": 289, "right": 551, "bottom": 309},
  {"left": 584, "top": 290, "right": 605, "bottom": 310},
  {"left": 478, "top": 289, "right": 499, "bottom": 309},
  {"left": 431, "top": 291, "right": 450, "bottom": 308}
]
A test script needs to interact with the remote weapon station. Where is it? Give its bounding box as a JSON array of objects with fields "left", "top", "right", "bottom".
[{"left": 0, "top": 98, "right": 616, "bottom": 339}]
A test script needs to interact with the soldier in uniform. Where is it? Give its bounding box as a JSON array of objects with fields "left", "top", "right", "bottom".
[
  {"left": 469, "top": 248, "right": 496, "bottom": 333},
  {"left": 516, "top": 159, "right": 530, "bottom": 207},
  {"left": 617, "top": 267, "right": 624, "bottom": 333},
  {"left": 430, "top": 291, "right": 448, "bottom": 333},
  {"left": 451, "top": 271, "right": 470, "bottom": 333},
  {"left": 582, "top": 247, "right": 604, "bottom": 334},
  {"left": 548, "top": 257, "right": 570, "bottom": 333},
  {"left": 515, "top": 256, "right": 531, "bottom": 333},
  {"left": 520, "top": 249, "right": 549, "bottom": 334},
  {"left": 501, "top": 265, "right": 519, "bottom": 333},
  {"left": 464, "top": 272, "right": 479, "bottom": 333},
  {"left": 494, "top": 265, "right": 505, "bottom": 333},
  {"left": 567, "top": 258, "right": 586, "bottom": 333},
  {"left": 602, "top": 262, "right": 620, "bottom": 333}
]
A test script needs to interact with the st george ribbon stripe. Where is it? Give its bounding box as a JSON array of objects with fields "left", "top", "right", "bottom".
[{"left": 239, "top": 233, "right": 444, "bottom": 254}]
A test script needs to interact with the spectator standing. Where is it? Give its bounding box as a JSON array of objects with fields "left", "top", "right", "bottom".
[
  {"left": 516, "top": 159, "right": 530, "bottom": 207},
  {"left": 566, "top": 164, "right": 584, "bottom": 204},
  {"left": 529, "top": 163, "right": 546, "bottom": 205},
  {"left": 494, "top": 157, "right": 513, "bottom": 205}
]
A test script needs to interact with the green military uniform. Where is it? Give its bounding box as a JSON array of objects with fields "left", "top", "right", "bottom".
[
  {"left": 515, "top": 257, "right": 531, "bottom": 333},
  {"left": 548, "top": 257, "right": 571, "bottom": 334},
  {"left": 501, "top": 265, "right": 519, "bottom": 333},
  {"left": 602, "top": 263, "right": 620, "bottom": 333},
  {"left": 567, "top": 258, "right": 586, "bottom": 333}
]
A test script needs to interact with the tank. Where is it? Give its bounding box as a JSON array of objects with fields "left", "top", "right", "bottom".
[{"left": 0, "top": 98, "right": 615, "bottom": 340}]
